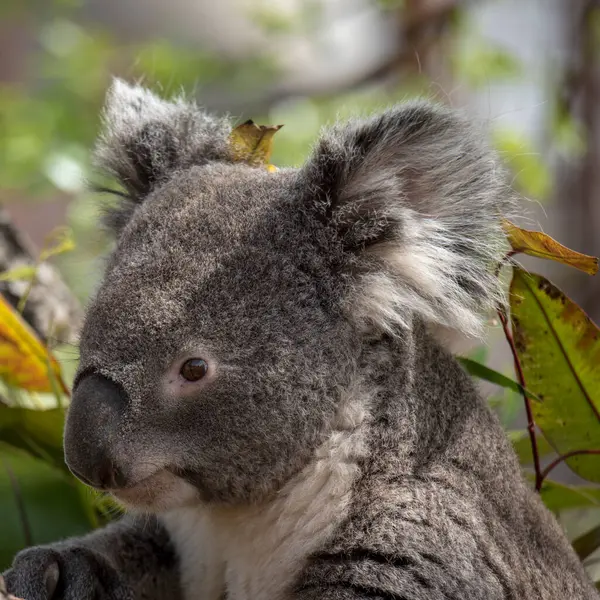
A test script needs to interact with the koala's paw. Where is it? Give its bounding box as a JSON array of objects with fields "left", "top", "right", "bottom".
[{"left": 3, "top": 546, "right": 132, "bottom": 600}]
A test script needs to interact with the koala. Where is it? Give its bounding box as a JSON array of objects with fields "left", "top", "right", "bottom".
[{"left": 4, "top": 80, "right": 598, "bottom": 600}]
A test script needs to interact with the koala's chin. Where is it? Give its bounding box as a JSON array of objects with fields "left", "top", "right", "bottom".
[{"left": 111, "top": 470, "right": 199, "bottom": 513}]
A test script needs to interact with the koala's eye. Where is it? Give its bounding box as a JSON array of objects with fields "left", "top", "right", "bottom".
[{"left": 180, "top": 358, "right": 209, "bottom": 382}]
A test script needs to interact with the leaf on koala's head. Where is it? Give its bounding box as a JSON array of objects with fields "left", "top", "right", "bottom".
[
  {"left": 502, "top": 219, "right": 599, "bottom": 275},
  {"left": 0, "top": 293, "right": 68, "bottom": 394},
  {"left": 228, "top": 120, "right": 283, "bottom": 170}
]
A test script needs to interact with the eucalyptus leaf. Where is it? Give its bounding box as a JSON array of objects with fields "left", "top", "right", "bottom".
[
  {"left": 0, "top": 405, "right": 67, "bottom": 473},
  {"left": 457, "top": 357, "right": 539, "bottom": 401},
  {"left": 503, "top": 220, "right": 598, "bottom": 275},
  {"left": 0, "top": 266, "right": 37, "bottom": 282},
  {"left": 572, "top": 524, "right": 600, "bottom": 561},
  {"left": 511, "top": 269, "right": 600, "bottom": 482},
  {"left": 536, "top": 477, "right": 600, "bottom": 513},
  {"left": 0, "top": 445, "right": 95, "bottom": 571},
  {"left": 509, "top": 429, "right": 554, "bottom": 465}
]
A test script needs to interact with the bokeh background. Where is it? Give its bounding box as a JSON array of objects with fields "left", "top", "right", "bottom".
[{"left": 2, "top": 0, "right": 600, "bottom": 579}]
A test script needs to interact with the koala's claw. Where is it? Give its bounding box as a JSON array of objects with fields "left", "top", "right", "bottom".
[{"left": 3, "top": 547, "right": 132, "bottom": 600}]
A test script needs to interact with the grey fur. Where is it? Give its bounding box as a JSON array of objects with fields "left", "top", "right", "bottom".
[
  {"left": 94, "top": 79, "right": 232, "bottom": 232},
  {"left": 4, "top": 80, "right": 598, "bottom": 600},
  {"left": 4, "top": 516, "right": 179, "bottom": 600}
]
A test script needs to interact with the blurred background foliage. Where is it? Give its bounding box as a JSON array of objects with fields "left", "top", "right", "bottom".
[{"left": 1, "top": 0, "right": 600, "bottom": 583}]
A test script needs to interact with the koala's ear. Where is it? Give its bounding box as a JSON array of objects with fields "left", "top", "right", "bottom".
[
  {"left": 93, "top": 79, "right": 231, "bottom": 231},
  {"left": 299, "top": 102, "right": 514, "bottom": 338}
]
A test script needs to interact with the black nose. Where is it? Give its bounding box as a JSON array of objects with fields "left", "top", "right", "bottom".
[{"left": 64, "top": 373, "right": 129, "bottom": 490}]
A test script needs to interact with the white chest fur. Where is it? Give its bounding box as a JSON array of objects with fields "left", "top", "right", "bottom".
[{"left": 161, "top": 388, "right": 370, "bottom": 600}]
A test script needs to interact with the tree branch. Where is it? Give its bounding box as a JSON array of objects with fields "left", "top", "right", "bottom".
[
  {"left": 539, "top": 449, "right": 600, "bottom": 486},
  {"left": 497, "top": 305, "right": 543, "bottom": 491}
]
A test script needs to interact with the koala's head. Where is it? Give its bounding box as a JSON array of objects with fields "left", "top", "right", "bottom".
[{"left": 64, "top": 80, "right": 512, "bottom": 512}]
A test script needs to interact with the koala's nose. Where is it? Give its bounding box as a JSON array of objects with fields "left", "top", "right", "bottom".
[{"left": 64, "top": 373, "right": 129, "bottom": 490}]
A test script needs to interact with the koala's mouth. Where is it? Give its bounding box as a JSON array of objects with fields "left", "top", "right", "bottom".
[
  {"left": 109, "top": 470, "right": 163, "bottom": 494},
  {"left": 109, "top": 468, "right": 199, "bottom": 512}
]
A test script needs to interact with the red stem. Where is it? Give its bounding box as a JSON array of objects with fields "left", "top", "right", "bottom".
[
  {"left": 494, "top": 249, "right": 517, "bottom": 278},
  {"left": 539, "top": 449, "right": 600, "bottom": 487},
  {"left": 497, "top": 306, "right": 543, "bottom": 491}
]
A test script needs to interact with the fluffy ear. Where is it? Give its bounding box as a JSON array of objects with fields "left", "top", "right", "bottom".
[
  {"left": 93, "top": 79, "right": 231, "bottom": 231},
  {"left": 299, "top": 102, "right": 515, "bottom": 338}
]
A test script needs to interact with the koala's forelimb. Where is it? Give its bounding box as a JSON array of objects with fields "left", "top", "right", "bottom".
[
  {"left": 0, "top": 575, "right": 23, "bottom": 600},
  {"left": 3, "top": 516, "right": 180, "bottom": 600}
]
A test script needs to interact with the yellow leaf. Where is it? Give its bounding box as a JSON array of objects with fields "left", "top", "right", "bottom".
[
  {"left": 503, "top": 219, "right": 598, "bottom": 275},
  {"left": 0, "top": 293, "right": 68, "bottom": 394},
  {"left": 228, "top": 120, "right": 283, "bottom": 168}
]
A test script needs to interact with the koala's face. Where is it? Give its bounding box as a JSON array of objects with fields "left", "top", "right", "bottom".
[
  {"left": 64, "top": 81, "right": 509, "bottom": 512},
  {"left": 67, "top": 163, "right": 354, "bottom": 510}
]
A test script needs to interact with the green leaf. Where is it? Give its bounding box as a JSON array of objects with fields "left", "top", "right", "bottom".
[
  {"left": 0, "top": 266, "right": 37, "bottom": 282},
  {"left": 457, "top": 357, "right": 540, "bottom": 401},
  {"left": 39, "top": 227, "right": 76, "bottom": 262},
  {"left": 509, "top": 429, "right": 554, "bottom": 464},
  {"left": 571, "top": 524, "right": 600, "bottom": 561},
  {"left": 0, "top": 405, "right": 67, "bottom": 473},
  {"left": 466, "top": 345, "right": 488, "bottom": 364},
  {"left": 452, "top": 37, "right": 522, "bottom": 88},
  {"left": 552, "top": 101, "right": 586, "bottom": 158},
  {"left": 511, "top": 269, "right": 600, "bottom": 482},
  {"left": 0, "top": 445, "right": 95, "bottom": 571},
  {"left": 536, "top": 477, "right": 600, "bottom": 513},
  {"left": 489, "top": 391, "right": 521, "bottom": 429}
]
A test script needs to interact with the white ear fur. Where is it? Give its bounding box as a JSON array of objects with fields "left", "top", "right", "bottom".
[
  {"left": 301, "top": 102, "right": 514, "bottom": 340},
  {"left": 353, "top": 210, "right": 507, "bottom": 338}
]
